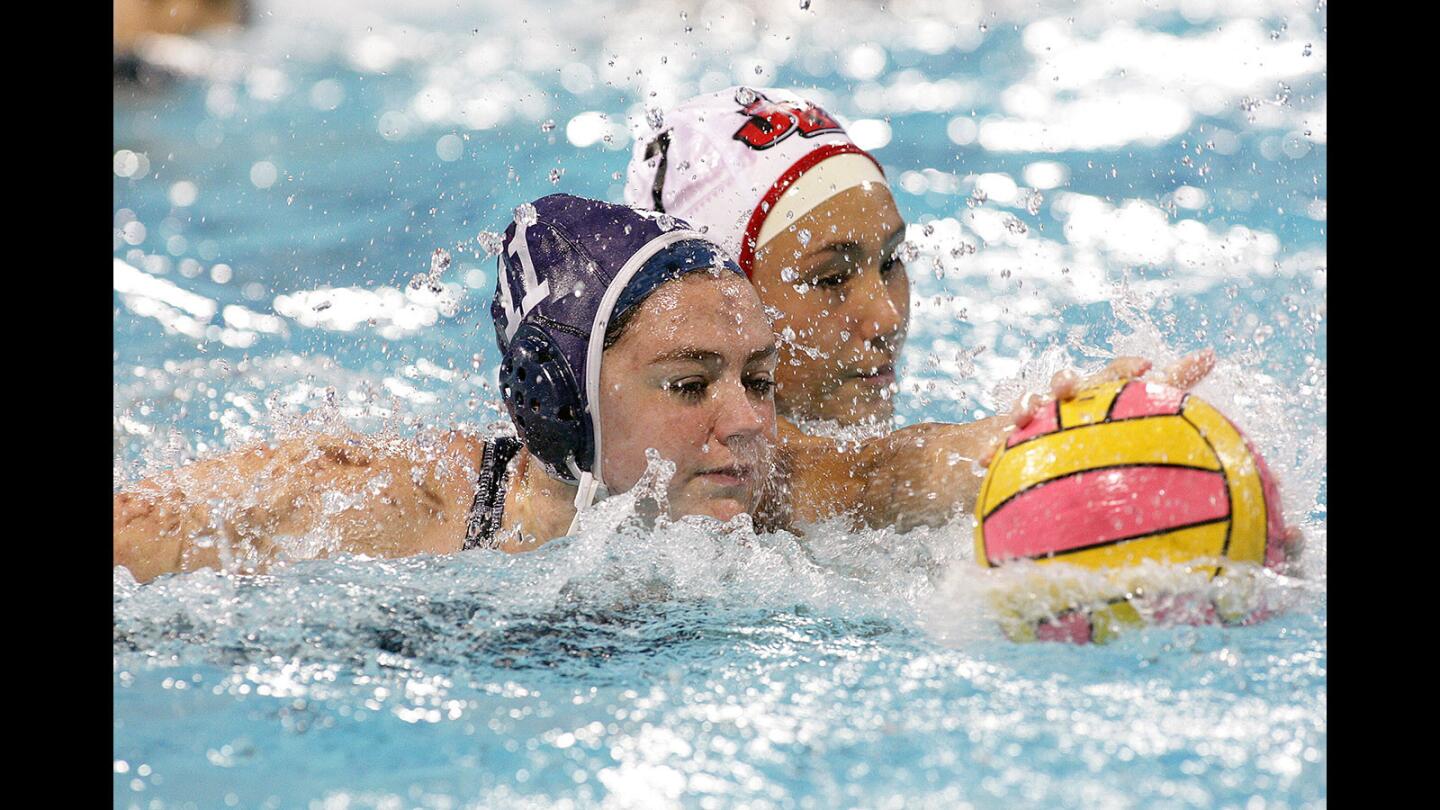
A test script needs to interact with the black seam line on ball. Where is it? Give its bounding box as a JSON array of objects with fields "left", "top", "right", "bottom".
[
  {"left": 981, "top": 461, "right": 1224, "bottom": 520},
  {"left": 1003, "top": 409, "right": 1188, "bottom": 453},
  {"left": 1180, "top": 401, "right": 1235, "bottom": 578},
  {"left": 1023, "top": 515, "right": 1232, "bottom": 562}
]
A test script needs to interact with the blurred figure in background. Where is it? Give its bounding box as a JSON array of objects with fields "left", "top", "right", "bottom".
[{"left": 114, "top": 0, "right": 250, "bottom": 84}]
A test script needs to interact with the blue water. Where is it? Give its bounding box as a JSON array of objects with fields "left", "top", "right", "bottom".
[{"left": 114, "top": 1, "right": 1326, "bottom": 807}]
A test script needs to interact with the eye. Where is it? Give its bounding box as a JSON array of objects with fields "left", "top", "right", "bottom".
[
  {"left": 881, "top": 255, "right": 902, "bottom": 276},
  {"left": 667, "top": 378, "right": 708, "bottom": 399},
  {"left": 745, "top": 376, "right": 775, "bottom": 397},
  {"left": 815, "top": 272, "right": 850, "bottom": 289}
]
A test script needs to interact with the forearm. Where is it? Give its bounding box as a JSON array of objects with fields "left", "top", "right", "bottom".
[
  {"left": 112, "top": 431, "right": 484, "bottom": 582},
  {"left": 113, "top": 444, "right": 288, "bottom": 580},
  {"left": 113, "top": 487, "right": 217, "bottom": 581},
  {"left": 856, "top": 415, "right": 1009, "bottom": 531}
]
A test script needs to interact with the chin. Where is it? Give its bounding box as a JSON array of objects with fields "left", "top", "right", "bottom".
[
  {"left": 821, "top": 396, "right": 893, "bottom": 426},
  {"left": 708, "top": 502, "right": 751, "bottom": 523},
  {"left": 672, "top": 496, "right": 752, "bottom": 524}
]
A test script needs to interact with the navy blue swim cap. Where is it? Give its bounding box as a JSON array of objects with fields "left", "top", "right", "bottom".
[{"left": 491, "top": 194, "right": 744, "bottom": 505}]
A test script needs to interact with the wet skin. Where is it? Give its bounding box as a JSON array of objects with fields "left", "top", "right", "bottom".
[
  {"left": 499, "top": 271, "right": 780, "bottom": 545},
  {"left": 595, "top": 272, "right": 779, "bottom": 522},
  {"left": 750, "top": 182, "right": 910, "bottom": 427}
]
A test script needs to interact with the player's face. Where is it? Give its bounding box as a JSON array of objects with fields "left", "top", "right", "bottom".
[
  {"left": 598, "top": 272, "right": 778, "bottom": 523},
  {"left": 750, "top": 183, "right": 910, "bottom": 426}
]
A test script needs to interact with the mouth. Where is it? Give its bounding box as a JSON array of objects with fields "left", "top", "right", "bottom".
[
  {"left": 695, "top": 464, "right": 753, "bottom": 487},
  {"left": 849, "top": 362, "right": 896, "bottom": 387}
]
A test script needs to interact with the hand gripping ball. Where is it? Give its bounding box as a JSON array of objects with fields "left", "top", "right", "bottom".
[{"left": 974, "top": 379, "right": 1288, "bottom": 643}]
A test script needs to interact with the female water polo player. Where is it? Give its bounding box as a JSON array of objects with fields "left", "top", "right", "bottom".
[
  {"left": 626, "top": 87, "right": 914, "bottom": 428},
  {"left": 623, "top": 89, "right": 1233, "bottom": 473},
  {"left": 113, "top": 195, "right": 1212, "bottom": 582}
]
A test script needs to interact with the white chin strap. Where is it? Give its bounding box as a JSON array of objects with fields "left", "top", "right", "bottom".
[{"left": 567, "top": 471, "right": 608, "bottom": 536}]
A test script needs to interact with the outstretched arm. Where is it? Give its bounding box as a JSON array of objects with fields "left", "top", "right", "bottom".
[
  {"left": 113, "top": 430, "right": 485, "bottom": 582},
  {"left": 775, "top": 353, "right": 1217, "bottom": 533}
]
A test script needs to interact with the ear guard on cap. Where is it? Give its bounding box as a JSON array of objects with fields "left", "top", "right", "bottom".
[{"left": 496, "top": 322, "right": 592, "bottom": 484}]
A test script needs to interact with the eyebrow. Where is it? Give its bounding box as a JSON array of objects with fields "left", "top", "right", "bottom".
[
  {"left": 882, "top": 226, "right": 906, "bottom": 253},
  {"left": 650, "top": 344, "right": 778, "bottom": 366},
  {"left": 808, "top": 226, "right": 908, "bottom": 262}
]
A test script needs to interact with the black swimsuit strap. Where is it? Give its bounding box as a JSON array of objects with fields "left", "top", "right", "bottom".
[{"left": 463, "top": 437, "right": 523, "bottom": 550}]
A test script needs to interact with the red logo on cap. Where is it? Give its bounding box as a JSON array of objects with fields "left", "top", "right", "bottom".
[{"left": 733, "top": 94, "right": 844, "bottom": 150}]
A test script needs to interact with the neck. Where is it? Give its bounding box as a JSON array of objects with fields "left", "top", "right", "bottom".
[{"left": 498, "top": 448, "right": 580, "bottom": 552}]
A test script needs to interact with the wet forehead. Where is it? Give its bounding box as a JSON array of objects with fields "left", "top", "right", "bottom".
[
  {"left": 759, "top": 184, "right": 904, "bottom": 264},
  {"left": 806, "top": 184, "right": 902, "bottom": 238},
  {"left": 629, "top": 274, "right": 774, "bottom": 359}
]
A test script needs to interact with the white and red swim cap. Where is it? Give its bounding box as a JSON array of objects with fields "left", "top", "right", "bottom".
[{"left": 625, "top": 87, "right": 889, "bottom": 276}]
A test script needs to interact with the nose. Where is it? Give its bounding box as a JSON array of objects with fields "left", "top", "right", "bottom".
[
  {"left": 848, "top": 264, "right": 907, "bottom": 345},
  {"left": 710, "top": 379, "right": 771, "bottom": 446}
]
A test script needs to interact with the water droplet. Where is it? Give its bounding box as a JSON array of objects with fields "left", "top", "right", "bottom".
[
  {"left": 754, "top": 65, "right": 764, "bottom": 75},
  {"left": 549, "top": 168, "right": 565, "bottom": 184},
  {"left": 1302, "top": 42, "right": 1312, "bottom": 56},
  {"left": 800, "top": 0, "right": 811, "bottom": 8},
  {"left": 514, "top": 203, "right": 538, "bottom": 227},
  {"left": 1004, "top": 217, "right": 1028, "bottom": 235},
  {"left": 1025, "top": 190, "right": 1044, "bottom": 215},
  {"left": 656, "top": 214, "right": 676, "bottom": 231},
  {"left": 539, "top": 119, "right": 556, "bottom": 133},
  {"left": 922, "top": 223, "right": 935, "bottom": 237},
  {"left": 734, "top": 86, "right": 758, "bottom": 106},
  {"left": 429, "top": 248, "right": 451, "bottom": 277},
  {"left": 646, "top": 107, "right": 664, "bottom": 131},
  {"left": 797, "top": 229, "right": 811, "bottom": 247},
  {"left": 477, "top": 230, "right": 504, "bottom": 256},
  {"left": 780, "top": 266, "right": 798, "bottom": 283},
  {"left": 897, "top": 241, "right": 919, "bottom": 264}
]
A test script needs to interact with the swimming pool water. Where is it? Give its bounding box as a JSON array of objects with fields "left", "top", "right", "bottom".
[{"left": 114, "top": 1, "right": 1326, "bottom": 807}]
